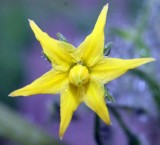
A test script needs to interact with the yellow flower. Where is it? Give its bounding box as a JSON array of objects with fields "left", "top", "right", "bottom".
[{"left": 9, "top": 4, "right": 155, "bottom": 138}]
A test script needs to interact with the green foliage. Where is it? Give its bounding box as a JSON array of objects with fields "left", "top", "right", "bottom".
[
  {"left": 128, "top": 0, "right": 144, "bottom": 19},
  {"left": 110, "top": 0, "right": 153, "bottom": 57},
  {"left": 0, "top": 102, "right": 67, "bottom": 145},
  {"left": 0, "top": 0, "right": 30, "bottom": 107},
  {"left": 130, "top": 69, "right": 160, "bottom": 111}
]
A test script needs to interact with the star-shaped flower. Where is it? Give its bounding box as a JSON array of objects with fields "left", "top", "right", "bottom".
[{"left": 9, "top": 4, "right": 155, "bottom": 138}]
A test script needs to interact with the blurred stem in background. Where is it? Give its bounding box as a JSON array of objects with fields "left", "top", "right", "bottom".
[
  {"left": 0, "top": 102, "right": 68, "bottom": 145},
  {"left": 94, "top": 0, "right": 159, "bottom": 144},
  {"left": 94, "top": 114, "right": 103, "bottom": 145},
  {"left": 111, "top": 0, "right": 154, "bottom": 57},
  {"left": 94, "top": 1, "right": 159, "bottom": 143},
  {"left": 110, "top": 0, "right": 160, "bottom": 114},
  {"left": 94, "top": 68, "right": 160, "bottom": 145},
  {"left": 130, "top": 70, "right": 160, "bottom": 113},
  {"left": 94, "top": 104, "right": 145, "bottom": 145},
  {"left": 109, "top": 106, "right": 140, "bottom": 145}
]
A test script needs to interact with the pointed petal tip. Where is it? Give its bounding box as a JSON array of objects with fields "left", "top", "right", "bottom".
[
  {"left": 103, "top": 3, "right": 109, "bottom": 11},
  {"left": 59, "top": 132, "right": 63, "bottom": 140},
  {"left": 28, "top": 19, "right": 35, "bottom": 26},
  {"left": 105, "top": 3, "right": 109, "bottom": 8},
  {"left": 150, "top": 57, "right": 156, "bottom": 61},
  {"left": 8, "top": 93, "right": 13, "bottom": 97},
  {"left": 143, "top": 57, "right": 156, "bottom": 64},
  {"left": 105, "top": 118, "right": 111, "bottom": 125},
  {"left": 8, "top": 92, "right": 16, "bottom": 97},
  {"left": 28, "top": 19, "right": 39, "bottom": 30},
  {"left": 28, "top": 19, "right": 37, "bottom": 30},
  {"left": 108, "top": 121, "right": 112, "bottom": 125},
  {"left": 28, "top": 19, "right": 33, "bottom": 24},
  {"left": 8, "top": 90, "right": 26, "bottom": 97},
  {"left": 8, "top": 91, "right": 20, "bottom": 97}
]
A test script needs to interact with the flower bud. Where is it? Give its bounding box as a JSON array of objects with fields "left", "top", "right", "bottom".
[{"left": 69, "top": 65, "right": 89, "bottom": 86}]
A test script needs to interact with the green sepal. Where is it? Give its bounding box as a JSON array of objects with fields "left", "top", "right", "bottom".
[
  {"left": 105, "top": 88, "right": 115, "bottom": 103},
  {"left": 104, "top": 42, "right": 113, "bottom": 56},
  {"left": 42, "top": 52, "right": 51, "bottom": 63},
  {"left": 56, "top": 33, "right": 68, "bottom": 43}
]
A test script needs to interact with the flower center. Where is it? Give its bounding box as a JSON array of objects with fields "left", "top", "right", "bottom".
[{"left": 69, "top": 64, "right": 89, "bottom": 87}]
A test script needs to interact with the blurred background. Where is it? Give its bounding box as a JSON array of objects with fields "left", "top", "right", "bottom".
[{"left": 0, "top": 0, "right": 160, "bottom": 145}]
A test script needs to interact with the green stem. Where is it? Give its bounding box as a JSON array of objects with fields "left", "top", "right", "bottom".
[
  {"left": 94, "top": 114, "right": 103, "bottom": 145},
  {"left": 130, "top": 69, "right": 160, "bottom": 111},
  {"left": 109, "top": 104, "right": 147, "bottom": 114},
  {"left": 109, "top": 106, "right": 140, "bottom": 145},
  {"left": 0, "top": 102, "right": 68, "bottom": 145}
]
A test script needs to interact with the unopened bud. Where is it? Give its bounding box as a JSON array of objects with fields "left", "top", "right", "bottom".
[{"left": 69, "top": 65, "right": 89, "bottom": 86}]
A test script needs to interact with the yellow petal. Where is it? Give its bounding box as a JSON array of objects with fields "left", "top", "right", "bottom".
[
  {"left": 77, "top": 4, "right": 108, "bottom": 67},
  {"left": 29, "top": 20, "right": 76, "bottom": 71},
  {"left": 83, "top": 79, "right": 110, "bottom": 125},
  {"left": 9, "top": 69, "right": 68, "bottom": 97},
  {"left": 59, "top": 85, "right": 83, "bottom": 139},
  {"left": 91, "top": 57, "right": 155, "bottom": 84}
]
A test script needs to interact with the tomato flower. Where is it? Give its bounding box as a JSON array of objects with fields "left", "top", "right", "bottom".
[{"left": 9, "top": 4, "right": 155, "bottom": 138}]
